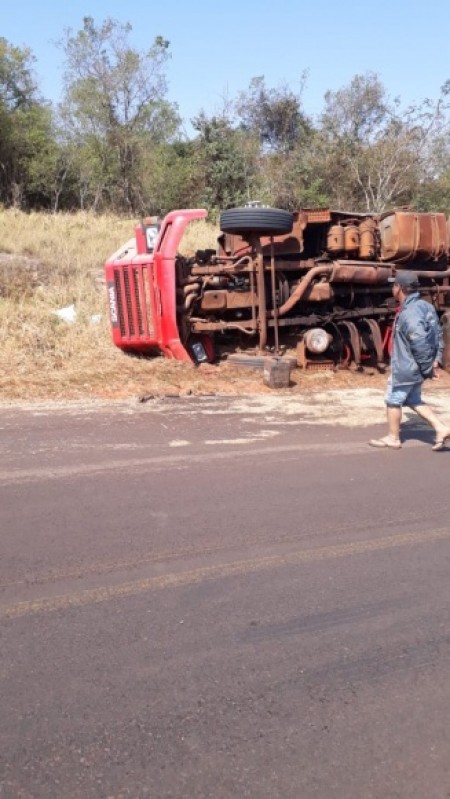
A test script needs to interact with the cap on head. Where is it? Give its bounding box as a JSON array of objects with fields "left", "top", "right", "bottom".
[{"left": 388, "top": 272, "right": 420, "bottom": 290}]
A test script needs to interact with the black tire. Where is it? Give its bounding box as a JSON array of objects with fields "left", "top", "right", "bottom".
[{"left": 220, "top": 207, "right": 294, "bottom": 236}]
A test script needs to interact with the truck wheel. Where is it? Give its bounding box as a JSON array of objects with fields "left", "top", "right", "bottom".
[{"left": 220, "top": 207, "right": 294, "bottom": 236}]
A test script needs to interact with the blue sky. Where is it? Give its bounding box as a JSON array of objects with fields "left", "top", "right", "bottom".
[{"left": 3, "top": 0, "right": 449, "bottom": 132}]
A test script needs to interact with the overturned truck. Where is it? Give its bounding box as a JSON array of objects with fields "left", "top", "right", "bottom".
[{"left": 105, "top": 206, "right": 450, "bottom": 371}]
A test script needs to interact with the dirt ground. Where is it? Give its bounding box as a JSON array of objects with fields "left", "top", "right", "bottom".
[{"left": 2, "top": 357, "right": 449, "bottom": 432}]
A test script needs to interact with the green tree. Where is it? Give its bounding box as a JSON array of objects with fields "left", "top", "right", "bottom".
[
  {"left": 139, "top": 140, "right": 204, "bottom": 216},
  {"left": 191, "top": 112, "right": 259, "bottom": 214},
  {"left": 259, "top": 147, "right": 329, "bottom": 210},
  {"left": 414, "top": 129, "right": 450, "bottom": 213},
  {"left": 0, "top": 37, "right": 37, "bottom": 111},
  {"left": 59, "top": 17, "right": 180, "bottom": 212},
  {"left": 317, "top": 72, "right": 450, "bottom": 212},
  {"left": 235, "top": 75, "right": 323, "bottom": 209},
  {"left": 236, "top": 75, "right": 311, "bottom": 154},
  {"left": 0, "top": 37, "right": 57, "bottom": 208}
]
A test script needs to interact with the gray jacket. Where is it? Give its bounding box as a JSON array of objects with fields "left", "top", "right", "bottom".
[{"left": 391, "top": 292, "right": 443, "bottom": 387}]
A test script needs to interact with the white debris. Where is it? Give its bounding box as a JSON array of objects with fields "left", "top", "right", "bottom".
[{"left": 53, "top": 304, "right": 77, "bottom": 324}]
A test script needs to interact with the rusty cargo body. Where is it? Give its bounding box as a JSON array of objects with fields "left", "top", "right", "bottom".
[{"left": 105, "top": 205, "right": 450, "bottom": 371}]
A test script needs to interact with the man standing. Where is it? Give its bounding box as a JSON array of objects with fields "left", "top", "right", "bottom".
[{"left": 369, "top": 271, "right": 450, "bottom": 451}]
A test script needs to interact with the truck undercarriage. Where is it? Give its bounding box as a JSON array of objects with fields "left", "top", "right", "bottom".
[{"left": 105, "top": 206, "right": 450, "bottom": 372}]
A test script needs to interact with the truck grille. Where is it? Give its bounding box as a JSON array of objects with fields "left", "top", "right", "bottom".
[{"left": 113, "top": 265, "right": 154, "bottom": 339}]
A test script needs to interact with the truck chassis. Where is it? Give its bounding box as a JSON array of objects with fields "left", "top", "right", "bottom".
[{"left": 105, "top": 206, "right": 450, "bottom": 371}]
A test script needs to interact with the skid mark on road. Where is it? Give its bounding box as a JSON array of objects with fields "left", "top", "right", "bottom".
[
  {"left": 0, "top": 439, "right": 358, "bottom": 485},
  {"left": 205, "top": 430, "right": 280, "bottom": 445},
  {"left": 0, "top": 438, "right": 426, "bottom": 486},
  {"left": 1, "top": 503, "right": 442, "bottom": 591},
  {"left": 2, "top": 527, "right": 450, "bottom": 621}
]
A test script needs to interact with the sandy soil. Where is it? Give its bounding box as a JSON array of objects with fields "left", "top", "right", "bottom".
[{"left": 1, "top": 364, "right": 449, "bottom": 430}]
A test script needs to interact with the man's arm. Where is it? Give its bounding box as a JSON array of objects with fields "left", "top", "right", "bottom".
[{"left": 402, "top": 312, "right": 435, "bottom": 378}]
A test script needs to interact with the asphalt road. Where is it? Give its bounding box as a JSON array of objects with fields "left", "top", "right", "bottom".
[{"left": 1, "top": 396, "right": 450, "bottom": 799}]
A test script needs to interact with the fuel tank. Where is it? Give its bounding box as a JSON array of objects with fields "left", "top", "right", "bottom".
[
  {"left": 344, "top": 224, "right": 359, "bottom": 254},
  {"left": 327, "top": 224, "right": 345, "bottom": 254},
  {"left": 359, "top": 218, "right": 376, "bottom": 259},
  {"left": 379, "top": 211, "right": 448, "bottom": 265}
]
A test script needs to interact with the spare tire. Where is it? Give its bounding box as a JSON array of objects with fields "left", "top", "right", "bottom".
[{"left": 220, "top": 207, "right": 294, "bottom": 236}]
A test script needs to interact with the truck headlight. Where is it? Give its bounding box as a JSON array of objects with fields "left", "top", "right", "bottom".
[{"left": 304, "top": 328, "right": 331, "bottom": 354}]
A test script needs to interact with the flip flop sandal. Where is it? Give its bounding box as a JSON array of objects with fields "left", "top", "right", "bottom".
[
  {"left": 369, "top": 437, "right": 402, "bottom": 449},
  {"left": 432, "top": 434, "right": 450, "bottom": 451}
]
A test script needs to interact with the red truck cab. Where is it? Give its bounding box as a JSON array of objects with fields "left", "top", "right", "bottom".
[{"left": 105, "top": 209, "right": 207, "bottom": 361}]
